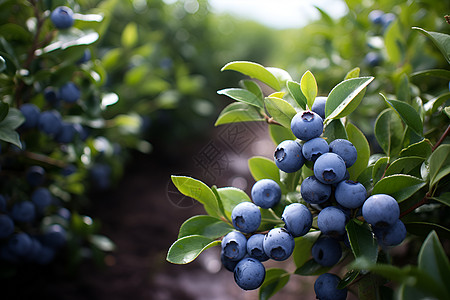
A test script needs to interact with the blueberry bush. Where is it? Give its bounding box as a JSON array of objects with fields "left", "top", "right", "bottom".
[{"left": 167, "top": 20, "right": 450, "bottom": 300}]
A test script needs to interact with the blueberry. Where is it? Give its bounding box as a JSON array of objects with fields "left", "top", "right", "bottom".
[
  {"left": 43, "top": 87, "right": 61, "bottom": 107},
  {"left": 50, "top": 6, "right": 74, "bottom": 29},
  {"left": 55, "top": 122, "right": 76, "bottom": 143},
  {"left": 373, "top": 219, "right": 406, "bottom": 247},
  {"left": 291, "top": 110, "right": 323, "bottom": 141},
  {"left": 251, "top": 179, "right": 281, "bottom": 209},
  {"left": 364, "top": 52, "right": 382, "bottom": 67},
  {"left": 31, "top": 187, "right": 52, "bottom": 212},
  {"left": 263, "top": 227, "right": 295, "bottom": 261},
  {"left": 90, "top": 163, "right": 112, "bottom": 190},
  {"left": 314, "top": 273, "right": 347, "bottom": 300},
  {"left": 274, "top": 140, "right": 304, "bottom": 173},
  {"left": 57, "top": 207, "right": 71, "bottom": 220},
  {"left": 231, "top": 202, "right": 261, "bottom": 233},
  {"left": 300, "top": 176, "right": 332, "bottom": 204},
  {"left": 302, "top": 137, "right": 329, "bottom": 162},
  {"left": 233, "top": 257, "right": 266, "bottom": 290},
  {"left": 317, "top": 206, "right": 347, "bottom": 236},
  {"left": 246, "top": 233, "right": 269, "bottom": 261},
  {"left": 368, "top": 10, "right": 384, "bottom": 25},
  {"left": 38, "top": 110, "right": 62, "bottom": 136},
  {"left": 335, "top": 180, "right": 367, "bottom": 209},
  {"left": 25, "top": 237, "right": 42, "bottom": 263},
  {"left": 8, "top": 232, "right": 32, "bottom": 257},
  {"left": 0, "top": 194, "right": 7, "bottom": 212},
  {"left": 313, "top": 152, "right": 346, "bottom": 185},
  {"left": 329, "top": 139, "right": 357, "bottom": 168},
  {"left": 11, "top": 201, "right": 35, "bottom": 223},
  {"left": 59, "top": 82, "right": 81, "bottom": 103},
  {"left": 77, "top": 49, "right": 91, "bottom": 64},
  {"left": 311, "top": 236, "right": 342, "bottom": 267},
  {"left": 362, "top": 194, "right": 399, "bottom": 228},
  {"left": 381, "top": 13, "right": 396, "bottom": 28},
  {"left": 221, "top": 231, "right": 247, "bottom": 262},
  {"left": 19, "top": 103, "right": 40, "bottom": 129},
  {"left": 42, "top": 224, "right": 67, "bottom": 248},
  {"left": 0, "top": 215, "right": 14, "bottom": 239},
  {"left": 61, "top": 164, "right": 77, "bottom": 176},
  {"left": 221, "top": 250, "right": 240, "bottom": 272},
  {"left": 311, "top": 96, "right": 327, "bottom": 119},
  {"left": 35, "top": 245, "right": 55, "bottom": 265},
  {"left": 26, "top": 165, "right": 46, "bottom": 186},
  {"left": 281, "top": 203, "right": 312, "bottom": 237}
]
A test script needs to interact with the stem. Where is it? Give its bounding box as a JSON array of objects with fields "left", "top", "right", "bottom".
[
  {"left": 399, "top": 193, "right": 430, "bottom": 219},
  {"left": 263, "top": 114, "right": 282, "bottom": 126},
  {"left": 432, "top": 124, "right": 450, "bottom": 152},
  {"left": 22, "top": 151, "right": 67, "bottom": 168}
]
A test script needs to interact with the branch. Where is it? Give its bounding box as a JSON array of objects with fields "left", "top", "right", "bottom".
[
  {"left": 399, "top": 193, "right": 430, "bottom": 219},
  {"left": 432, "top": 124, "right": 450, "bottom": 152},
  {"left": 263, "top": 114, "right": 282, "bottom": 126}
]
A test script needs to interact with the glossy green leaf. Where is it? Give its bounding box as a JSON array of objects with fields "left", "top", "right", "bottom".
[
  {"left": 269, "top": 124, "right": 296, "bottom": 145},
  {"left": 346, "top": 122, "right": 370, "bottom": 181},
  {"left": 385, "top": 156, "right": 425, "bottom": 177},
  {"left": 0, "top": 108, "right": 24, "bottom": 148},
  {"left": 178, "top": 215, "right": 233, "bottom": 239},
  {"left": 399, "top": 139, "right": 432, "bottom": 158},
  {"left": 286, "top": 80, "right": 307, "bottom": 110},
  {"left": 404, "top": 222, "right": 450, "bottom": 240},
  {"left": 430, "top": 192, "right": 450, "bottom": 207},
  {"left": 410, "top": 69, "right": 450, "bottom": 80},
  {"left": 424, "top": 92, "right": 450, "bottom": 115},
  {"left": 121, "top": 22, "right": 138, "bottom": 48},
  {"left": 264, "top": 97, "right": 297, "bottom": 128},
  {"left": 248, "top": 156, "right": 281, "bottom": 184},
  {"left": 384, "top": 20, "right": 405, "bottom": 63},
  {"left": 171, "top": 176, "right": 219, "bottom": 217},
  {"left": 428, "top": 144, "right": 450, "bottom": 187},
  {"left": 374, "top": 109, "right": 404, "bottom": 157},
  {"left": 337, "top": 269, "right": 360, "bottom": 289},
  {"left": 323, "top": 119, "right": 348, "bottom": 142},
  {"left": 216, "top": 187, "right": 251, "bottom": 221},
  {"left": 166, "top": 235, "right": 220, "bottom": 264},
  {"left": 357, "top": 273, "right": 385, "bottom": 300},
  {"left": 372, "top": 156, "right": 389, "bottom": 185},
  {"left": 215, "top": 105, "right": 264, "bottom": 126},
  {"left": 372, "top": 175, "right": 426, "bottom": 202},
  {"left": 0, "top": 55, "right": 5, "bottom": 72},
  {"left": 293, "top": 231, "right": 321, "bottom": 269},
  {"left": 325, "top": 77, "right": 374, "bottom": 120},
  {"left": 259, "top": 268, "right": 290, "bottom": 300},
  {"left": 38, "top": 31, "right": 99, "bottom": 54},
  {"left": 346, "top": 220, "right": 378, "bottom": 263},
  {"left": 396, "top": 73, "right": 411, "bottom": 103},
  {"left": 413, "top": 27, "right": 450, "bottom": 64},
  {"left": 300, "top": 70, "right": 318, "bottom": 109},
  {"left": 344, "top": 67, "right": 360, "bottom": 80},
  {"left": 294, "top": 258, "right": 331, "bottom": 276},
  {"left": 241, "top": 80, "right": 264, "bottom": 101},
  {"left": 266, "top": 67, "right": 292, "bottom": 87},
  {"left": 221, "top": 61, "right": 281, "bottom": 91},
  {"left": 381, "top": 94, "right": 423, "bottom": 136},
  {"left": 0, "top": 101, "right": 9, "bottom": 123},
  {"left": 217, "top": 88, "right": 264, "bottom": 108}
]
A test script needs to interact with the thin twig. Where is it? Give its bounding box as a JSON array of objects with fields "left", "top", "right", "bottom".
[{"left": 431, "top": 124, "right": 450, "bottom": 152}]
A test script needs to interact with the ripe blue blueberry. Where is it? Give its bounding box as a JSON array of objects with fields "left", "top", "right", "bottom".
[
  {"left": 50, "top": 6, "right": 74, "bottom": 29},
  {"left": 364, "top": 52, "right": 382, "bottom": 67},
  {"left": 329, "top": 139, "right": 357, "bottom": 167},
  {"left": 373, "top": 219, "right": 406, "bottom": 247},
  {"left": 291, "top": 111, "right": 323, "bottom": 141},
  {"left": 381, "top": 13, "right": 396, "bottom": 28},
  {"left": 313, "top": 152, "right": 346, "bottom": 185},
  {"left": 221, "top": 231, "right": 247, "bottom": 262},
  {"left": 59, "top": 82, "right": 81, "bottom": 103},
  {"left": 90, "top": 163, "right": 112, "bottom": 190},
  {"left": 312, "top": 236, "right": 342, "bottom": 267},
  {"left": 43, "top": 87, "right": 61, "bottom": 107},
  {"left": 300, "top": 176, "right": 332, "bottom": 204},
  {"left": 317, "top": 206, "right": 347, "bottom": 236},
  {"left": 314, "top": 273, "right": 347, "bottom": 300},
  {"left": 31, "top": 187, "right": 52, "bottom": 213},
  {"left": 8, "top": 232, "right": 32, "bottom": 257},
  {"left": 274, "top": 140, "right": 304, "bottom": 173},
  {"left": 35, "top": 245, "right": 55, "bottom": 265},
  {"left": 38, "top": 110, "right": 62, "bottom": 136},
  {"left": 42, "top": 224, "right": 67, "bottom": 248},
  {"left": 26, "top": 165, "right": 46, "bottom": 186},
  {"left": 0, "top": 215, "right": 14, "bottom": 239},
  {"left": 311, "top": 96, "right": 327, "bottom": 119},
  {"left": 233, "top": 257, "right": 266, "bottom": 290},
  {"left": 362, "top": 194, "right": 399, "bottom": 228},
  {"left": 246, "top": 233, "right": 269, "bottom": 262},
  {"left": 251, "top": 179, "right": 281, "bottom": 209},
  {"left": 281, "top": 203, "right": 312, "bottom": 237},
  {"left": 368, "top": 10, "right": 384, "bottom": 25},
  {"left": 77, "top": 49, "right": 91, "bottom": 64},
  {"left": 335, "top": 180, "right": 367, "bottom": 209},
  {"left": 55, "top": 122, "right": 76, "bottom": 143},
  {"left": 221, "top": 250, "right": 240, "bottom": 272},
  {"left": 0, "top": 194, "right": 7, "bottom": 212},
  {"left": 263, "top": 227, "right": 295, "bottom": 261},
  {"left": 231, "top": 202, "right": 261, "bottom": 233},
  {"left": 61, "top": 164, "right": 77, "bottom": 176},
  {"left": 302, "top": 137, "right": 329, "bottom": 162},
  {"left": 19, "top": 103, "right": 40, "bottom": 129},
  {"left": 25, "top": 237, "right": 42, "bottom": 263},
  {"left": 11, "top": 201, "right": 36, "bottom": 223}
]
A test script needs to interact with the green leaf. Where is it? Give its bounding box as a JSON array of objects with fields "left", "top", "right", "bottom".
[
  {"left": 294, "top": 258, "right": 331, "bottom": 276},
  {"left": 325, "top": 77, "right": 374, "bottom": 120},
  {"left": 0, "top": 101, "right": 9, "bottom": 122},
  {"left": 269, "top": 124, "right": 296, "bottom": 145},
  {"left": 399, "top": 139, "right": 432, "bottom": 158},
  {"left": 264, "top": 97, "right": 297, "bottom": 128},
  {"left": 428, "top": 144, "right": 450, "bottom": 187},
  {"left": 178, "top": 215, "right": 233, "bottom": 239},
  {"left": 381, "top": 94, "right": 423, "bottom": 136},
  {"left": 372, "top": 156, "right": 389, "bottom": 185},
  {"left": 221, "top": 61, "right": 281, "bottom": 91},
  {"left": 344, "top": 67, "right": 360, "bottom": 80},
  {"left": 346, "top": 220, "right": 378, "bottom": 263},
  {"left": 300, "top": 70, "right": 318, "bottom": 109},
  {"left": 166, "top": 235, "right": 220, "bottom": 264},
  {"left": 214, "top": 107, "right": 264, "bottom": 126},
  {"left": 338, "top": 269, "right": 360, "bottom": 289},
  {"left": 38, "top": 31, "right": 99, "bottom": 54},
  {"left": 121, "top": 22, "right": 138, "bottom": 48},
  {"left": 430, "top": 192, "right": 450, "bottom": 207},
  {"left": 357, "top": 273, "right": 385, "bottom": 300},
  {"left": 424, "top": 92, "right": 450, "bottom": 115},
  {"left": 413, "top": 27, "right": 450, "bottom": 64},
  {"left": 396, "top": 73, "right": 411, "bottom": 103},
  {"left": 384, "top": 20, "right": 406, "bottom": 63},
  {"left": 90, "top": 234, "right": 116, "bottom": 252},
  {"left": 171, "top": 176, "right": 219, "bottom": 217},
  {"left": 241, "top": 80, "right": 264, "bottom": 101},
  {"left": 266, "top": 67, "right": 292, "bottom": 87},
  {"left": 346, "top": 123, "right": 370, "bottom": 181},
  {"left": 405, "top": 222, "right": 450, "bottom": 240},
  {"left": 385, "top": 156, "right": 425, "bottom": 177},
  {"left": 259, "top": 268, "right": 290, "bottom": 300},
  {"left": 323, "top": 119, "right": 348, "bottom": 142},
  {"left": 248, "top": 156, "right": 282, "bottom": 185},
  {"left": 216, "top": 187, "right": 251, "bottom": 221},
  {"left": 293, "top": 231, "right": 321, "bottom": 268},
  {"left": 286, "top": 80, "right": 307, "bottom": 110},
  {"left": 410, "top": 69, "right": 450, "bottom": 80},
  {"left": 0, "top": 108, "right": 24, "bottom": 148},
  {"left": 0, "top": 55, "right": 5, "bottom": 72},
  {"left": 374, "top": 109, "right": 404, "bottom": 157},
  {"left": 217, "top": 88, "right": 264, "bottom": 109},
  {"left": 372, "top": 175, "right": 426, "bottom": 202}
]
